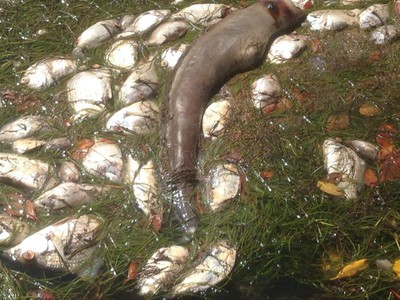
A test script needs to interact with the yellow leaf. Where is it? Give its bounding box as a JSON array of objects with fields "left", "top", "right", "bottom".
[
  {"left": 392, "top": 259, "right": 400, "bottom": 278},
  {"left": 317, "top": 180, "right": 344, "bottom": 196},
  {"left": 330, "top": 258, "right": 368, "bottom": 280}
]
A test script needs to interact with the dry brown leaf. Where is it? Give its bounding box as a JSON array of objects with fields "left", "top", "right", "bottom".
[
  {"left": 330, "top": 258, "right": 368, "bottom": 280},
  {"left": 379, "top": 149, "right": 400, "bottom": 182},
  {"left": 317, "top": 180, "right": 344, "bottom": 196},
  {"left": 364, "top": 168, "right": 378, "bottom": 188},
  {"left": 123, "top": 261, "right": 139, "bottom": 284},
  {"left": 326, "top": 113, "right": 349, "bottom": 132},
  {"left": 393, "top": 259, "right": 400, "bottom": 279},
  {"left": 261, "top": 170, "right": 274, "bottom": 181},
  {"left": 359, "top": 102, "right": 381, "bottom": 116},
  {"left": 151, "top": 213, "right": 163, "bottom": 232}
]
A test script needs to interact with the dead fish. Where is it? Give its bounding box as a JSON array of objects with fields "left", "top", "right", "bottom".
[
  {"left": 322, "top": 138, "right": 366, "bottom": 200},
  {"left": 202, "top": 99, "right": 231, "bottom": 139},
  {"left": 11, "top": 137, "right": 71, "bottom": 154},
  {"left": 204, "top": 164, "right": 240, "bottom": 211},
  {"left": 72, "top": 18, "right": 123, "bottom": 57},
  {"left": 66, "top": 68, "right": 112, "bottom": 122},
  {"left": 104, "top": 40, "right": 139, "bottom": 71},
  {"left": 0, "top": 214, "right": 30, "bottom": 247},
  {"left": 137, "top": 245, "right": 189, "bottom": 296},
  {"left": 122, "top": 154, "right": 140, "bottom": 184},
  {"left": 132, "top": 160, "right": 161, "bottom": 217},
  {"left": 358, "top": 4, "right": 389, "bottom": 30},
  {"left": 171, "top": 240, "right": 236, "bottom": 296},
  {"left": 159, "top": 43, "right": 189, "bottom": 69},
  {"left": 369, "top": 25, "right": 398, "bottom": 45},
  {"left": 146, "top": 20, "right": 190, "bottom": 46},
  {"left": 105, "top": 100, "right": 160, "bottom": 135},
  {"left": 251, "top": 74, "right": 282, "bottom": 109},
  {"left": 0, "top": 115, "right": 50, "bottom": 143},
  {"left": 80, "top": 139, "right": 123, "bottom": 183},
  {"left": 170, "top": 4, "right": 234, "bottom": 27},
  {"left": 267, "top": 34, "right": 308, "bottom": 64},
  {"left": 118, "top": 61, "right": 159, "bottom": 106},
  {"left": 57, "top": 161, "right": 80, "bottom": 183},
  {"left": 342, "top": 139, "right": 378, "bottom": 162},
  {"left": 117, "top": 9, "right": 171, "bottom": 38},
  {"left": 34, "top": 182, "right": 108, "bottom": 210},
  {"left": 0, "top": 152, "right": 55, "bottom": 192},
  {"left": 306, "top": 9, "right": 362, "bottom": 31},
  {"left": 20, "top": 57, "right": 78, "bottom": 90},
  {"left": 2, "top": 215, "right": 103, "bottom": 277}
]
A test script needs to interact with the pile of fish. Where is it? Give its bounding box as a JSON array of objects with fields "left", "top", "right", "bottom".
[{"left": 1, "top": 0, "right": 398, "bottom": 297}]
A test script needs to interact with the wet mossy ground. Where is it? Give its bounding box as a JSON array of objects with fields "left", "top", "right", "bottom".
[{"left": 1, "top": 0, "right": 400, "bottom": 299}]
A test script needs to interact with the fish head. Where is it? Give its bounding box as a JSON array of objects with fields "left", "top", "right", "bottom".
[
  {"left": 1, "top": 233, "right": 53, "bottom": 268},
  {"left": 258, "top": 0, "right": 308, "bottom": 35}
]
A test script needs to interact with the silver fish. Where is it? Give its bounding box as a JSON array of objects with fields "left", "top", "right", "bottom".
[
  {"left": 72, "top": 18, "right": 122, "bottom": 57},
  {"left": 20, "top": 56, "right": 78, "bottom": 90},
  {"left": 306, "top": 9, "right": 362, "bottom": 31},
  {"left": 204, "top": 163, "right": 240, "bottom": 211},
  {"left": 146, "top": 20, "right": 190, "bottom": 46},
  {"left": 0, "top": 214, "right": 30, "bottom": 247},
  {"left": 34, "top": 182, "right": 108, "bottom": 210},
  {"left": 202, "top": 99, "right": 231, "bottom": 139},
  {"left": 370, "top": 25, "right": 398, "bottom": 45},
  {"left": 358, "top": 4, "right": 389, "bottom": 30},
  {"left": 267, "top": 34, "right": 308, "bottom": 64},
  {"left": 117, "top": 9, "right": 171, "bottom": 38},
  {"left": 105, "top": 100, "right": 160, "bottom": 135},
  {"left": 343, "top": 139, "right": 378, "bottom": 162},
  {"left": 104, "top": 40, "right": 139, "bottom": 71},
  {"left": 171, "top": 240, "right": 236, "bottom": 296},
  {"left": 171, "top": 4, "right": 234, "bottom": 27},
  {"left": 0, "top": 152, "right": 55, "bottom": 192},
  {"left": 2, "top": 215, "right": 102, "bottom": 276},
  {"left": 57, "top": 161, "right": 80, "bottom": 183},
  {"left": 322, "top": 138, "right": 366, "bottom": 200},
  {"left": 132, "top": 160, "right": 161, "bottom": 217},
  {"left": 159, "top": 43, "right": 189, "bottom": 70},
  {"left": 66, "top": 68, "right": 112, "bottom": 122},
  {"left": 118, "top": 61, "right": 159, "bottom": 106},
  {"left": 137, "top": 245, "right": 189, "bottom": 296},
  {"left": 251, "top": 74, "right": 282, "bottom": 109},
  {"left": 0, "top": 115, "right": 50, "bottom": 143},
  {"left": 80, "top": 139, "right": 123, "bottom": 183},
  {"left": 11, "top": 137, "right": 71, "bottom": 154}
]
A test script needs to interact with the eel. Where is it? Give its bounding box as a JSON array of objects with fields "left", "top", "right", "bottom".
[{"left": 161, "top": 0, "right": 307, "bottom": 234}]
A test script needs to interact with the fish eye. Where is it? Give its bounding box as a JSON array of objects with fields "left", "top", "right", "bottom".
[{"left": 263, "top": 1, "right": 279, "bottom": 12}]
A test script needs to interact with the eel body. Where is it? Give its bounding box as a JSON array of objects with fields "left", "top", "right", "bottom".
[{"left": 162, "top": 0, "right": 307, "bottom": 233}]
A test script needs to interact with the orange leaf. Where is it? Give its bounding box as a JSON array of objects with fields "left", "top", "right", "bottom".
[
  {"left": 152, "top": 213, "right": 163, "bottom": 232},
  {"left": 24, "top": 199, "right": 38, "bottom": 221},
  {"left": 123, "top": 261, "right": 139, "bottom": 284},
  {"left": 261, "top": 170, "right": 274, "bottom": 180},
  {"left": 379, "top": 123, "right": 398, "bottom": 134},
  {"left": 364, "top": 168, "right": 378, "bottom": 188},
  {"left": 379, "top": 149, "right": 400, "bottom": 182}
]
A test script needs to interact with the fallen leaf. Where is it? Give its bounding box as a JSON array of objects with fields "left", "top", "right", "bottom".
[
  {"left": 71, "top": 138, "right": 94, "bottom": 160},
  {"left": 151, "top": 213, "right": 163, "bottom": 232},
  {"left": 359, "top": 102, "right": 381, "bottom": 116},
  {"left": 391, "top": 289, "right": 400, "bottom": 300},
  {"left": 311, "top": 39, "right": 322, "bottom": 52},
  {"left": 317, "top": 180, "right": 344, "bottom": 196},
  {"left": 378, "top": 123, "right": 398, "bottom": 134},
  {"left": 123, "top": 261, "right": 139, "bottom": 284},
  {"left": 379, "top": 149, "right": 400, "bottom": 182},
  {"left": 393, "top": 259, "right": 400, "bottom": 279},
  {"left": 376, "top": 132, "right": 395, "bottom": 149},
  {"left": 368, "top": 50, "right": 382, "bottom": 62},
  {"left": 303, "top": 0, "right": 314, "bottom": 9},
  {"left": 291, "top": 86, "right": 309, "bottom": 103},
  {"left": 262, "top": 103, "right": 277, "bottom": 114},
  {"left": 364, "top": 168, "right": 378, "bottom": 188},
  {"left": 326, "top": 113, "right": 349, "bottom": 132},
  {"left": 261, "top": 170, "right": 273, "bottom": 180},
  {"left": 24, "top": 199, "right": 38, "bottom": 221},
  {"left": 330, "top": 258, "right": 368, "bottom": 280}
]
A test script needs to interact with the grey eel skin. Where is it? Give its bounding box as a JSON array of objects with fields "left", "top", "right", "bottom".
[{"left": 161, "top": 0, "right": 307, "bottom": 235}]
